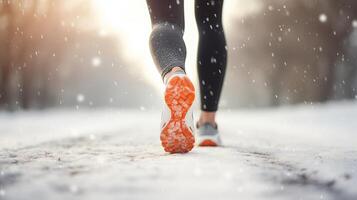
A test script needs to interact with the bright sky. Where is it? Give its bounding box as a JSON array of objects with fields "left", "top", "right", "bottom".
[{"left": 91, "top": 0, "right": 261, "bottom": 91}]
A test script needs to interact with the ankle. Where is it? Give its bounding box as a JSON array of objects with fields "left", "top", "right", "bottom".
[
  {"left": 170, "top": 66, "right": 185, "bottom": 73},
  {"left": 164, "top": 66, "right": 184, "bottom": 79},
  {"left": 198, "top": 111, "right": 217, "bottom": 128}
]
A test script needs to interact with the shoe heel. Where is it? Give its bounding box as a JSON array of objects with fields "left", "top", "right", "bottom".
[{"left": 161, "top": 76, "right": 195, "bottom": 153}]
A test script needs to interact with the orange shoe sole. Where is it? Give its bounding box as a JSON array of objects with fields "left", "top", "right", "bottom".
[
  {"left": 199, "top": 139, "right": 218, "bottom": 147},
  {"left": 161, "top": 76, "right": 195, "bottom": 153}
]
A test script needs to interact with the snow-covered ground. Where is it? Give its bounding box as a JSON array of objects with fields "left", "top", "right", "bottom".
[{"left": 0, "top": 101, "right": 357, "bottom": 200}]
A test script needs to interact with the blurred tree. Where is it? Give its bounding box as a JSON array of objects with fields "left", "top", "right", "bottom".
[
  {"left": 225, "top": 0, "right": 357, "bottom": 107},
  {"left": 0, "top": 0, "right": 16, "bottom": 109},
  {"left": 0, "top": 0, "right": 94, "bottom": 110},
  {"left": 0, "top": 0, "right": 160, "bottom": 111}
]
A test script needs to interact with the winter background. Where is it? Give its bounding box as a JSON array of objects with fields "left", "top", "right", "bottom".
[{"left": 0, "top": 0, "right": 357, "bottom": 200}]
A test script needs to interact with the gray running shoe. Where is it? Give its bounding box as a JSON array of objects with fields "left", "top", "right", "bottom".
[{"left": 196, "top": 122, "right": 222, "bottom": 146}]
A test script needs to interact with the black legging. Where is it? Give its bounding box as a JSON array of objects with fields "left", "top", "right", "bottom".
[{"left": 146, "top": 0, "right": 227, "bottom": 112}]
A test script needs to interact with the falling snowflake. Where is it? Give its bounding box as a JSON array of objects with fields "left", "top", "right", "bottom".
[
  {"left": 352, "top": 20, "right": 357, "bottom": 28},
  {"left": 91, "top": 56, "right": 102, "bottom": 67},
  {"left": 76, "top": 94, "right": 85, "bottom": 103},
  {"left": 210, "top": 57, "right": 217, "bottom": 63},
  {"left": 319, "top": 14, "right": 327, "bottom": 23}
]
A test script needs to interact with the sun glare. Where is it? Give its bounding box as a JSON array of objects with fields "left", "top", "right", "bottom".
[
  {"left": 91, "top": 0, "right": 258, "bottom": 92},
  {"left": 92, "top": 0, "right": 162, "bottom": 90}
]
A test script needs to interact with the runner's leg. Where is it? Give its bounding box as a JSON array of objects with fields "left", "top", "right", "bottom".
[
  {"left": 146, "top": 0, "right": 186, "bottom": 79},
  {"left": 195, "top": 0, "right": 227, "bottom": 113},
  {"left": 146, "top": 1, "right": 196, "bottom": 153},
  {"left": 195, "top": 0, "right": 227, "bottom": 128}
]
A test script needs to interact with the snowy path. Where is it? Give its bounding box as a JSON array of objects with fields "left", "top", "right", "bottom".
[{"left": 0, "top": 102, "right": 357, "bottom": 200}]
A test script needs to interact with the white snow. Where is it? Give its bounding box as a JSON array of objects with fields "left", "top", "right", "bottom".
[{"left": 0, "top": 101, "right": 357, "bottom": 200}]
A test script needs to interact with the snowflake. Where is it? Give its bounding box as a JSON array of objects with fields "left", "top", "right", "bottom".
[
  {"left": 91, "top": 56, "right": 102, "bottom": 67},
  {"left": 319, "top": 14, "right": 327, "bottom": 23},
  {"left": 352, "top": 20, "right": 357, "bottom": 28},
  {"left": 76, "top": 94, "right": 85, "bottom": 103}
]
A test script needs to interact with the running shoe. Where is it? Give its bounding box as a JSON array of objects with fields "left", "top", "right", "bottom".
[
  {"left": 196, "top": 122, "right": 222, "bottom": 147},
  {"left": 160, "top": 73, "right": 195, "bottom": 153}
]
